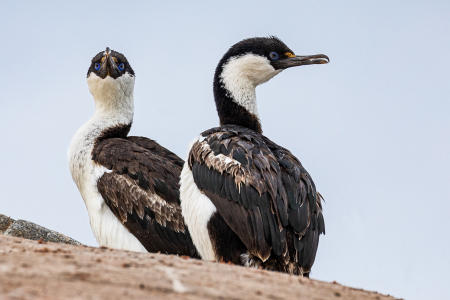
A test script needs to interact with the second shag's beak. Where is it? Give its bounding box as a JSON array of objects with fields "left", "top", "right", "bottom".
[
  {"left": 99, "top": 47, "right": 120, "bottom": 78},
  {"left": 271, "top": 54, "right": 329, "bottom": 70}
]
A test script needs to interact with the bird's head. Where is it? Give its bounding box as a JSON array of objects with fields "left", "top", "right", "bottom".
[
  {"left": 216, "top": 36, "right": 329, "bottom": 89},
  {"left": 213, "top": 36, "right": 329, "bottom": 132},
  {"left": 87, "top": 47, "right": 135, "bottom": 101}
]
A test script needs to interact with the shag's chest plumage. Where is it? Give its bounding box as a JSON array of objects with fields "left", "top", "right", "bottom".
[{"left": 68, "top": 121, "right": 146, "bottom": 251}]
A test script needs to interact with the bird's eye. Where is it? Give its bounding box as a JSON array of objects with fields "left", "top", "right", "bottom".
[
  {"left": 118, "top": 63, "right": 125, "bottom": 71},
  {"left": 94, "top": 62, "right": 101, "bottom": 71},
  {"left": 269, "top": 51, "right": 279, "bottom": 61}
]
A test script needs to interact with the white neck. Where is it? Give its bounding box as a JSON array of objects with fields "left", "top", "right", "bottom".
[
  {"left": 220, "top": 53, "right": 282, "bottom": 117},
  {"left": 91, "top": 93, "right": 134, "bottom": 126},
  {"left": 222, "top": 75, "right": 258, "bottom": 116},
  {"left": 89, "top": 73, "right": 135, "bottom": 125}
]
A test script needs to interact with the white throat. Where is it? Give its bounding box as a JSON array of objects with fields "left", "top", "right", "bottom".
[
  {"left": 220, "top": 53, "right": 282, "bottom": 116},
  {"left": 88, "top": 73, "right": 135, "bottom": 123}
]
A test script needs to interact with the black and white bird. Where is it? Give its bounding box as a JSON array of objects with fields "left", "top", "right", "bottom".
[
  {"left": 68, "top": 48, "right": 198, "bottom": 257},
  {"left": 180, "top": 37, "right": 327, "bottom": 276}
]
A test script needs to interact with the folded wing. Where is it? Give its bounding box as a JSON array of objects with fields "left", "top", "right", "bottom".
[
  {"left": 188, "top": 125, "right": 324, "bottom": 270},
  {"left": 93, "top": 136, "right": 198, "bottom": 257}
]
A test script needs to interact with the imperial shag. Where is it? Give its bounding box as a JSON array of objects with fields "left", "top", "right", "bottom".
[
  {"left": 180, "top": 37, "right": 327, "bottom": 276},
  {"left": 68, "top": 47, "right": 198, "bottom": 257}
]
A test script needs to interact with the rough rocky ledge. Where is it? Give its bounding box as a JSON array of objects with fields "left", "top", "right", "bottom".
[
  {"left": 0, "top": 214, "right": 80, "bottom": 246},
  {"left": 0, "top": 233, "right": 400, "bottom": 300}
]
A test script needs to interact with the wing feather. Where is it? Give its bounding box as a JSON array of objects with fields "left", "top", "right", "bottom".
[
  {"left": 93, "top": 136, "right": 198, "bottom": 257},
  {"left": 189, "top": 125, "right": 324, "bottom": 271}
]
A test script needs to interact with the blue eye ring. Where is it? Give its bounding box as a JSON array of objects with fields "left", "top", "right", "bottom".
[
  {"left": 94, "top": 62, "right": 101, "bottom": 71},
  {"left": 269, "top": 51, "right": 279, "bottom": 61},
  {"left": 118, "top": 63, "right": 125, "bottom": 71}
]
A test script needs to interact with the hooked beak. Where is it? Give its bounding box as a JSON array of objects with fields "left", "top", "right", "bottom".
[
  {"left": 271, "top": 54, "right": 329, "bottom": 70},
  {"left": 98, "top": 47, "right": 120, "bottom": 78}
]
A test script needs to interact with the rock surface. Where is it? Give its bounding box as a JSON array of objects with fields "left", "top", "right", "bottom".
[
  {"left": 0, "top": 214, "right": 81, "bottom": 246},
  {"left": 0, "top": 234, "right": 400, "bottom": 300},
  {"left": 0, "top": 214, "right": 14, "bottom": 233}
]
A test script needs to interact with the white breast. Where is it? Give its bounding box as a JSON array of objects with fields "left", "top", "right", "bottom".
[
  {"left": 68, "top": 118, "right": 146, "bottom": 252},
  {"left": 179, "top": 138, "right": 217, "bottom": 261}
]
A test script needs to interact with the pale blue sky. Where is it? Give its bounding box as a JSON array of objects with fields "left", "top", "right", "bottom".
[{"left": 1, "top": 1, "right": 449, "bottom": 299}]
